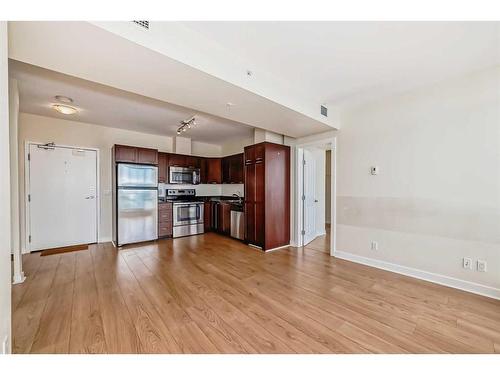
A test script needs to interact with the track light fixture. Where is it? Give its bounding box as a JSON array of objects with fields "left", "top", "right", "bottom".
[{"left": 177, "top": 116, "right": 196, "bottom": 135}]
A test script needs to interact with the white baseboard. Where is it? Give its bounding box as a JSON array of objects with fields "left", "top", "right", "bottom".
[
  {"left": 12, "top": 271, "right": 26, "bottom": 285},
  {"left": 334, "top": 250, "right": 500, "bottom": 300}
]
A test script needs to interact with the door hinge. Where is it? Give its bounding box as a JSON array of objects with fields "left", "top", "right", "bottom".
[
  {"left": 301, "top": 230, "right": 306, "bottom": 235},
  {"left": 28, "top": 194, "right": 31, "bottom": 202},
  {"left": 302, "top": 159, "right": 306, "bottom": 165},
  {"left": 28, "top": 153, "right": 30, "bottom": 161},
  {"left": 302, "top": 195, "right": 305, "bottom": 201},
  {"left": 29, "top": 235, "right": 31, "bottom": 243}
]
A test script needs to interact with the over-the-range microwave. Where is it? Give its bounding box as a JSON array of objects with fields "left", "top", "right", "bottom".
[{"left": 169, "top": 166, "right": 201, "bottom": 185}]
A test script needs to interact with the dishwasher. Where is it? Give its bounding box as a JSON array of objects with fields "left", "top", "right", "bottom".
[{"left": 230, "top": 210, "right": 244, "bottom": 240}]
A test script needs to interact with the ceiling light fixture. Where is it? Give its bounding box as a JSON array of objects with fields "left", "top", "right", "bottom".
[
  {"left": 177, "top": 116, "right": 196, "bottom": 135},
  {"left": 52, "top": 104, "right": 78, "bottom": 115},
  {"left": 54, "top": 95, "right": 73, "bottom": 104}
]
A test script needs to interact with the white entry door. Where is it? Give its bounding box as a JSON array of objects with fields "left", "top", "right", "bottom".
[
  {"left": 28, "top": 144, "right": 98, "bottom": 251},
  {"left": 302, "top": 148, "right": 317, "bottom": 246}
]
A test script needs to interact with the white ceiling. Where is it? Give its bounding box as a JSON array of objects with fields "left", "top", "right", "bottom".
[
  {"left": 9, "top": 60, "right": 255, "bottom": 144},
  {"left": 182, "top": 21, "right": 500, "bottom": 109}
]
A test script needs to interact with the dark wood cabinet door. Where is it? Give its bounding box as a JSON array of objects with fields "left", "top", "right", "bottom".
[
  {"left": 115, "top": 145, "right": 138, "bottom": 163},
  {"left": 244, "top": 145, "right": 255, "bottom": 165},
  {"left": 222, "top": 156, "right": 231, "bottom": 183},
  {"left": 137, "top": 147, "right": 158, "bottom": 165},
  {"left": 255, "top": 143, "right": 265, "bottom": 163},
  {"left": 206, "top": 158, "right": 222, "bottom": 184},
  {"left": 231, "top": 153, "right": 244, "bottom": 183},
  {"left": 169, "top": 153, "right": 187, "bottom": 167},
  {"left": 204, "top": 202, "right": 211, "bottom": 231},
  {"left": 158, "top": 152, "right": 167, "bottom": 183},
  {"left": 158, "top": 202, "right": 173, "bottom": 238},
  {"left": 186, "top": 156, "right": 199, "bottom": 168},
  {"left": 220, "top": 203, "right": 231, "bottom": 235},
  {"left": 245, "top": 202, "right": 255, "bottom": 243},
  {"left": 245, "top": 163, "right": 256, "bottom": 203},
  {"left": 199, "top": 158, "right": 207, "bottom": 183}
]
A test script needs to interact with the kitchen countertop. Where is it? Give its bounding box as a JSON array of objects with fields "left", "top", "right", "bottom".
[{"left": 159, "top": 196, "right": 244, "bottom": 210}]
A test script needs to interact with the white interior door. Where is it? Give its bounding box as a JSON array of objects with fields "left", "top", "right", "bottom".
[
  {"left": 28, "top": 144, "right": 98, "bottom": 251},
  {"left": 302, "top": 148, "right": 317, "bottom": 246}
]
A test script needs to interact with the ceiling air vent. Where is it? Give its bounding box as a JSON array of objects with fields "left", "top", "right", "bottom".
[
  {"left": 132, "top": 21, "right": 150, "bottom": 30},
  {"left": 320, "top": 105, "right": 328, "bottom": 117}
]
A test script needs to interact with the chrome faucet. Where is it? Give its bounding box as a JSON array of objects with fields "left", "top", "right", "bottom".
[{"left": 232, "top": 193, "right": 242, "bottom": 204}]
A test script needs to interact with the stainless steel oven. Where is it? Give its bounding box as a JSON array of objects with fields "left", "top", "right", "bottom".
[
  {"left": 169, "top": 166, "right": 200, "bottom": 185},
  {"left": 172, "top": 201, "right": 204, "bottom": 238}
]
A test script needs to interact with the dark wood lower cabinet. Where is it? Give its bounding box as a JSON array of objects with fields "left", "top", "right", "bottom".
[
  {"left": 158, "top": 202, "right": 173, "bottom": 238},
  {"left": 219, "top": 203, "right": 231, "bottom": 235},
  {"left": 204, "top": 202, "right": 211, "bottom": 231}
]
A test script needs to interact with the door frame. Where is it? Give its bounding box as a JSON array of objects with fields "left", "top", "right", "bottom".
[
  {"left": 294, "top": 137, "right": 336, "bottom": 256},
  {"left": 24, "top": 141, "right": 101, "bottom": 252}
]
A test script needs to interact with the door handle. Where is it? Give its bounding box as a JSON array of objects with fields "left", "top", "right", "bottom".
[
  {"left": 314, "top": 199, "right": 318, "bottom": 203},
  {"left": 85, "top": 196, "right": 95, "bottom": 199}
]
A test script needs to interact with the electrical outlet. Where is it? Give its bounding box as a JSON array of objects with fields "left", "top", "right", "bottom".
[
  {"left": 463, "top": 257, "right": 472, "bottom": 270},
  {"left": 371, "top": 241, "right": 378, "bottom": 251},
  {"left": 477, "top": 260, "right": 487, "bottom": 272}
]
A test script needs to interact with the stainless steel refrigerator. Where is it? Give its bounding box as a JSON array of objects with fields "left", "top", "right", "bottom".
[{"left": 114, "top": 163, "right": 158, "bottom": 246}]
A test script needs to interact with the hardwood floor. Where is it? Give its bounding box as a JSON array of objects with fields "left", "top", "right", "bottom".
[
  {"left": 12, "top": 232, "right": 500, "bottom": 353},
  {"left": 305, "top": 224, "right": 331, "bottom": 254}
]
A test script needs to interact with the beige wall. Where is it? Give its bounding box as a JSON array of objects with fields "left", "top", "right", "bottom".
[
  {"left": 18, "top": 113, "right": 179, "bottom": 251},
  {"left": 337, "top": 66, "right": 500, "bottom": 295},
  {"left": 0, "top": 21, "right": 12, "bottom": 353}
]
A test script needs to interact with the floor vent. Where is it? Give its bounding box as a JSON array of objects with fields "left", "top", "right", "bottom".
[{"left": 132, "top": 21, "right": 150, "bottom": 30}]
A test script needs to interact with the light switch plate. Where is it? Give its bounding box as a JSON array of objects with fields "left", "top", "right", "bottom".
[
  {"left": 477, "top": 260, "right": 487, "bottom": 272},
  {"left": 463, "top": 257, "right": 472, "bottom": 269}
]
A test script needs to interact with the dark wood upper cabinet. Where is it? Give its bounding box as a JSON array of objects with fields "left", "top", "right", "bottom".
[
  {"left": 221, "top": 153, "right": 244, "bottom": 184},
  {"left": 137, "top": 147, "right": 158, "bottom": 165},
  {"left": 230, "top": 153, "right": 244, "bottom": 183},
  {"left": 158, "top": 152, "right": 168, "bottom": 183},
  {"left": 168, "top": 153, "right": 187, "bottom": 167},
  {"left": 222, "top": 157, "right": 231, "bottom": 184},
  {"left": 206, "top": 158, "right": 222, "bottom": 184},
  {"left": 199, "top": 158, "right": 207, "bottom": 183},
  {"left": 244, "top": 142, "right": 290, "bottom": 251},
  {"left": 114, "top": 145, "right": 158, "bottom": 165},
  {"left": 114, "top": 145, "right": 138, "bottom": 163}
]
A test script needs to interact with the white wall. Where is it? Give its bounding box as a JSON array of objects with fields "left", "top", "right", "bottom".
[
  {"left": 18, "top": 113, "right": 176, "bottom": 251},
  {"left": 220, "top": 136, "right": 254, "bottom": 156},
  {"left": 9, "top": 79, "right": 19, "bottom": 254},
  {"left": 192, "top": 140, "right": 222, "bottom": 157},
  {"left": 0, "top": 21, "right": 12, "bottom": 353},
  {"left": 336, "top": 66, "right": 500, "bottom": 298}
]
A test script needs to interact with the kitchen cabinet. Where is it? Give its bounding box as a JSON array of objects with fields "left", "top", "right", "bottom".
[
  {"left": 222, "top": 153, "right": 244, "bottom": 184},
  {"left": 137, "top": 147, "right": 158, "bottom": 165},
  {"left": 219, "top": 202, "right": 231, "bottom": 235},
  {"left": 158, "top": 202, "right": 173, "bottom": 238},
  {"left": 244, "top": 142, "right": 290, "bottom": 250},
  {"left": 186, "top": 155, "right": 200, "bottom": 168},
  {"left": 206, "top": 158, "right": 222, "bottom": 184},
  {"left": 222, "top": 157, "right": 231, "bottom": 184},
  {"left": 204, "top": 201, "right": 211, "bottom": 231},
  {"left": 114, "top": 145, "right": 158, "bottom": 165},
  {"left": 168, "top": 153, "right": 187, "bottom": 167},
  {"left": 158, "top": 152, "right": 168, "bottom": 183}
]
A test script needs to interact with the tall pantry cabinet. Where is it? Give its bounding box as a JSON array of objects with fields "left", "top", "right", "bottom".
[{"left": 244, "top": 142, "right": 290, "bottom": 250}]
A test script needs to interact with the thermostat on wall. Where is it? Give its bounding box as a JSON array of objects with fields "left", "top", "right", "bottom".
[{"left": 370, "top": 166, "right": 379, "bottom": 175}]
